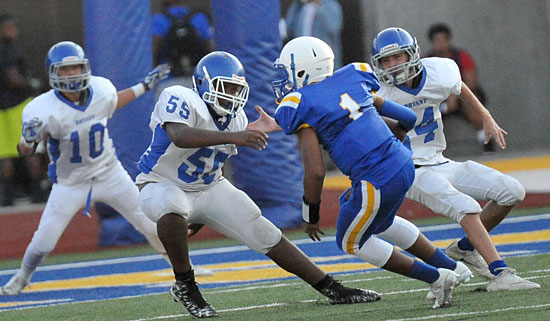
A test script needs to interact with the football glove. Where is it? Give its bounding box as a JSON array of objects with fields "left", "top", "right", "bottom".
[
  {"left": 143, "top": 63, "right": 171, "bottom": 90},
  {"left": 22, "top": 117, "right": 43, "bottom": 143},
  {"left": 302, "top": 196, "right": 321, "bottom": 224}
]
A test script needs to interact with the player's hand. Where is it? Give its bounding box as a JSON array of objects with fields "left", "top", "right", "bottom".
[
  {"left": 22, "top": 117, "right": 43, "bottom": 143},
  {"left": 143, "top": 64, "right": 171, "bottom": 90},
  {"left": 304, "top": 222, "right": 324, "bottom": 241},
  {"left": 188, "top": 223, "right": 204, "bottom": 238},
  {"left": 230, "top": 130, "right": 269, "bottom": 150},
  {"left": 482, "top": 115, "right": 507, "bottom": 149},
  {"left": 246, "top": 105, "right": 282, "bottom": 133},
  {"left": 382, "top": 116, "right": 407, "bottom": 142}
]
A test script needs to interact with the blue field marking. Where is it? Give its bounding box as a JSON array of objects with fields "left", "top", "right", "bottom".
[{"left": 0, "top": 213, "right": 548, "bottom": 312}]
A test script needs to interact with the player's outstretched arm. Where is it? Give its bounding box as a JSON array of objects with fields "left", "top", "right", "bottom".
[
  {"left": 165, "top": 122, "right": 268, "bottom": 151},
  {"left": 247, "top": 105, "right": 282, "bottom": 133},
  {"left": 374, "top": 96, "right": 417, "bottom": 131},
  {"left": 116, "top": 64, "right": 171, "bottom": 109},
  {"left": 296, "top": 127, "right": 325, "bottom": 241},
  {"left": 458, "top": 82, "right": 507, "bottom": 149}
]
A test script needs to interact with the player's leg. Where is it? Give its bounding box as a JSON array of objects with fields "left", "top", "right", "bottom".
[
  {"left": 445, "top": 161, "right": 538, "bottom": 290},
  {"left": 138, "top": 181, "right": 217, "bottom": 318},
  {"left": 338, "top": 166, "right": 457, "bottom": 308},
  {"left": 450, "top": 160, "right": 525, "bottom": 232},
  {"left": 378, "top": 216, "right": 472, "bottom": 284},
  {"left": 95, "top": 165, "right": 165, "bottom": 253},
  {"left": 406, "top": 165, "right": 496, "bottom": 278},
  {"left": 0, "top": 183, "right": 86, "bottom": 295},
  {"left": 97, "top": 166, "right": 213, "bottom": 275},
  {"left": 200, "top": 179, "right": 380, "bottom": 304}
]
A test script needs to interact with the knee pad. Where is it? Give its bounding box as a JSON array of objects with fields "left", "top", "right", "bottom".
[
  {"left": 377, "top": 216, "right": 420, "bottom": 250},
  {"left": 139, "top": 182, "right": 190, "bottom": 223},
  {"left": 496, "top": 175, "right": 525, "bottom": 206},
  {"left": 353, "top": 236, "right": 393, "bottom": 267},
  {"left": 240, "top": 215, "right": 282, "bottom": 254}
]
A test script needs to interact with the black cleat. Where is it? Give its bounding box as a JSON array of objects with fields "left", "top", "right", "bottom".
[
  {"left": 170, "top": 279, "right": 218, "bottom": 318},
  {"left": 315, "top": 275, "right": 381, "bottom": 304}
]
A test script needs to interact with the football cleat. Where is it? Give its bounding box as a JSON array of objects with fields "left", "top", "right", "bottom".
[
  {"left": 487, "top": 267, "right": 541, "bottom": 292},
  {"left": 170, "top": 279, "right": 218, "bottom": 318},
  {"left": 429, "top": 268, "right": 458, "bottom": 309},
  {"left": 316, "top": 275, "right": 381, "bottom": 304},
  {"left": 0, "top": 273, "right": 30, "bottom": 296},
  {"left": 426, "top": 261, "right": 472, "bottom": 300},
  {"left": 446, "top": 239, "right": 493, "bottom": 280}
]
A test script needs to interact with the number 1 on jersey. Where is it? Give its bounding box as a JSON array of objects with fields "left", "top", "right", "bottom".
[{"left": 339, "top": 93, "right": 363, "bottom": 120}]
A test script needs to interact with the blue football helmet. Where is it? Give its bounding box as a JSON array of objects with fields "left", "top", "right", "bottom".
[
  {"left": 46, "top": 41, "right": 91, "bottom": 92},
  {"left": 371, "top": 27, "right": 423, "bottom": 85},
  {"left": 192, "top": 51, "right": 249, "bottom": 116},
  {"left": 272, "top": 36, "right": 334, "bottom": 100}
]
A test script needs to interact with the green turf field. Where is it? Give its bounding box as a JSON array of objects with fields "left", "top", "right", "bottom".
[
  {"left": 0, "top": 208, "right": 548, "bottom": 320},
  {"left": 0, "top": 254, "right": 547, "bottom": 321}
]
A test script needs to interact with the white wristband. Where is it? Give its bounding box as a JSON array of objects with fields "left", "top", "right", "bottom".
[
  {"left": 131, "top": 83, "right": 146, "bottom": 98},
  {"left": 19, "top": 137, "right": 34, "bottom": 148}
]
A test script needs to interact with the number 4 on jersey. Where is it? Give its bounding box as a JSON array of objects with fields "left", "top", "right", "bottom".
[{"left": 414, "top": 106, "right": 438, "bottom": 143}]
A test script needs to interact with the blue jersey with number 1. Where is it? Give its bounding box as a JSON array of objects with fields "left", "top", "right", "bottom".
[{"left": 275, "top": 63, "right": 412, "bottom": 188}]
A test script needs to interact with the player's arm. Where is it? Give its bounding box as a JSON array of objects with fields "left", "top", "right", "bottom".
[
  {"left": 458, "top": 82, "right": 507, "bottom": 149},
  {"left": 246, "top": 105, "right": 282, "bottom": 133},
  {"left": 164, "top": 122, "right": 268, "bottom": 150},
  {"left": 296, "top": 127, "right": 325, "bottom": 241},
  {"left": 381, "top": 117, "right": 407, "bottom": 142},
  {"left": 17, "top": 140, "right": 37, "bottom": 157},
  {"left": 373, "top": 95, "right": 417, "bottom": 132},
  {"left": 116, "top": 64, "right": 171, "bottom": 109}
]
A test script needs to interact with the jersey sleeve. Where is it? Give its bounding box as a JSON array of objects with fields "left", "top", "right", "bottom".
[
  {"left": 106, "top": 79, "right": 118, "bottom": 117},
  {"left": 93, "top": 76, "right": 118, "bottom": 117},
  {"left": 274, "top": 92, "right": 307, "bottom": 135},
  {"left": 21, "top": 100, "right": 49, "bottom": 142},
  {"left": 154, "top": 86, "right": 196, "bottom": 128},
  {"left": 352, "top": 62, "right": 381, "bottom": 92},
  {"left": 441, "top": 58, "right": 462, "bottom": 96}
]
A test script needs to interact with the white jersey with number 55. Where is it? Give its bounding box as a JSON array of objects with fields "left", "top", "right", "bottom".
[
  {"left": 377, "top": 57, "right": 462, "bottom": 165},
  {"left": 136, "top": 85, "right": 247, "bottom": 191},
  {"left": 21, "top": 76, "right": 118, "bottom": 185}
]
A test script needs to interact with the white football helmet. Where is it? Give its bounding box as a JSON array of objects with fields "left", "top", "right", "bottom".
[{"left": 272, "top": 36, "right": 334, "bottom": 99}]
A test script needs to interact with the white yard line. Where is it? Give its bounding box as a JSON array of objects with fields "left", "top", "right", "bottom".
[
  {"left": 385, "top": 303, "right": 550, "bottom": 321},
  {"left": 1, "top": 213, "right": 547, "bottom": 276}
]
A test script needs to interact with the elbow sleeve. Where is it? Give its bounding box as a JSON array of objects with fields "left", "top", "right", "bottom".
[{"left": 380, "top": 99, "right": 417, "bottom": 131}]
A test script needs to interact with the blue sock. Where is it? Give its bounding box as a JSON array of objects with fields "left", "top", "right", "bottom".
[
  {"left": 408, "top": 259, "right": 439, "bottom": 284},
  {"left": 457, "top": 237, "right": 475, "bottom": 251},
  {"left": 426, "top": 248, "right": 457, "bottom": 270},
  {"left": 488, "top": 260, "right": 508, "bottom": 276}
]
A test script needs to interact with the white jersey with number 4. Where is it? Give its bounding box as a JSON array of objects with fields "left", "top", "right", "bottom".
[
  {"left": 377, "top": 57, "right": 462, "bottom": 165},
  {"left": 136, "top": 85, "right": 247, "bottom": 191},
  {"left": 21, "top": 76, "right": 118, "bottom": 185}
]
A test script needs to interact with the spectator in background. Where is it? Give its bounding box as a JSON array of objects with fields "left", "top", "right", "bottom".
[
  {"left": 152, "top": 0, "right": 213, "bottom": 89},
  {"left": 425, "top": 23, "right": 495, "bottom": 152},
  {"left": 284, "top": 0, "right": 343, "bottom": 68},
  {"left": 0, "top": 14, "right": 46, "bottom": 206}
]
